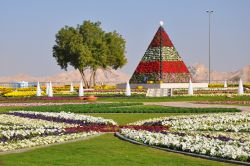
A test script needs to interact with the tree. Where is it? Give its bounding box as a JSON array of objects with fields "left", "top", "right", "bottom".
[{"left": 53, "top": 21, "right": 127, "bottom": 88}]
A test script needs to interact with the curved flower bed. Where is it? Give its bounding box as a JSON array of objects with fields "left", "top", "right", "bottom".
[
  {"left": 8, "top": 111, "right": 117, "bottom": 126},
  {"left": 0, "top": 112, "right": 115, "bottom": 152},
  {"left": 120, "top": 113, "right": 250, "bottom": 162},
  {"left": 0, "top": 132, "right": 98, "bottom": 152}
]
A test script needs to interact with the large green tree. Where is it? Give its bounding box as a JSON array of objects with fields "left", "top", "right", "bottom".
[{"left": 53, "top": 21, "right": 127, "bottom": 88}]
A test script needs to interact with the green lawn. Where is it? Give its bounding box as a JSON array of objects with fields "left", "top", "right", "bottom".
[
  {"left": 0, "top": 134, "right": 233, "bottom": 166},
  {"left": 0, "top": 104, "right": 241, "bottom": 165},
  {"left": 0, "top": 106, "right": 24, "bottom": 113},
  {"left": 12, "top": 103, "right": 240, "bottom": 114},
  {"left": 98, "top": 96, "right": 250, "bottom": 102},
  {"left": 1, "top": 95, "right": 249, "bottom": 103}
]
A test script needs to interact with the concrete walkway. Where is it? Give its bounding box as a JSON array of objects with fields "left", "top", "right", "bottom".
[{"left": 144, "top": 102, "right": 250, "bottom": 112}]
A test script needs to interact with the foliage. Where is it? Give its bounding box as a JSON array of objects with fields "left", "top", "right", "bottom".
[
  {"left": 21, "top": 104, "right": 239, "bottom": 113},
  {"left": 0, "top": 87, "right": 13, "bottom": 96},
  {"left": 3, "top": 91, "right": 45, "bottom": 97},
  {"left": 208, "top": 84, "right": 224, "bottom": 88},
  {"left": 98, "top": 95, "right": 250, "bottom": 102},
  {"left": 22, "top": 103, "right": 142, "bottom": 112},
  {"left": 53, "top": 21, "right": 127, "bottom": 88},
  {"left": 209, "top": 83, "right": 250, "bottom": 88},
  {"left": 93, "top": 85, "right": 116, "bottom": 90}
]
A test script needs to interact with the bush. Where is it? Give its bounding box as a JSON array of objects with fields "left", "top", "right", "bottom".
[
  {"left": 136, "top": 86, "right": 144, "bottom": 90},
  {"left": 3, "top": 91, "right": 45, "bottom": 97},
  {"left": 208, "top": 84, "right": 224, "bottom": 88}
]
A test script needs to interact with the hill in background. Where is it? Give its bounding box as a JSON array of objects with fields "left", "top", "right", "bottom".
[
  {"left": 0, "top": 64, "right": 249, "bottom": 84},
  {"left": 189, "top": 64, "right": 250, "bottom": 83}
]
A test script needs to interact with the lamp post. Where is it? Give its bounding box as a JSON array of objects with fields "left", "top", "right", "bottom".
[
  {"left": 206, "top": 10, "right": 213, "bottom": 84},
  {"left": 159, "top": 21, "right": 164, "bottom": 80}
]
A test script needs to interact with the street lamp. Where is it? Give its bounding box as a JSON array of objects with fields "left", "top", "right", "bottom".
[
  {"left": 206, "top": 10, "right": 213, "bottom": 84},
  {"left": 159, "top": 21, "right": 164, "bottom": 80}
]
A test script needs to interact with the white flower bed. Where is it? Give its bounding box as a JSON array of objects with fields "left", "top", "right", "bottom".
[
  {"left": 0, "top": 132, "right": 98, "bottom": 152},
  {"left": 177, "top": 94, "right": 250, "bottom": 97},
  {"left": 1, "top": 128, "right": 64, "bottom": 140},
  {"left": 121, "top": 129, "right": 250, "bottom": 161},
  {"left": 0, "top": 112, "right": 114, "bottom": 152},
  {"left": 0, "top": 114, "right": 72, "bottom": 128},
  {"left": 121, "top": 112, "right": 250, "bottom": 162},
  {"left": 10, "top": 111, "right": 117, "bottom": 125},
  {"left": 132, "top": 113, "right": 250, "bottom": 132}
]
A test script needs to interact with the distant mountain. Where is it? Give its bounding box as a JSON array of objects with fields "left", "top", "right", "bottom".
[
  {"left": 189, "top": 64, "right": 250, "bottom": 83},
  {"left": 0, "top": 69, "right": 130, "bottom": 85},
  {"left": 1, "top": 64, "right": 249, "bottom": 84}
]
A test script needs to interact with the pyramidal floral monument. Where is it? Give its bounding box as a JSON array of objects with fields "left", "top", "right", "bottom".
[{"left": 123, "top": 21, "right": 208, "bottom": 89}]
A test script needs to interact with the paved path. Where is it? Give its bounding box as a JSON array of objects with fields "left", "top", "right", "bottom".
[{"left": 144, "top": 102, "right": 250, "bottom": 112}]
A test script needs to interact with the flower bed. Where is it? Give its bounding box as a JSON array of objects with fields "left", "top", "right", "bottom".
[
  {"left": 120, "top": 113, "right": 250, "bottom": 162},
  {"left": 8, "top": 111, "right": 117, "bottom": 126},
  {"left": 0, "top": 102, "right": 84, "bottom": 107},
  {"left": 174, "top": 88, "right": 250, "bottom": 96},
  {"left": 64, "top": 125, "right": 168, "bottom": 133},
  {"left": 0, "top": 111, "right": 115, "bottom": 152},
  {"left": 3, "top": 91, "right": 45, "bottom": 97},
  {"left": 194, "top": 101, "right": 250, "bottom": 105}
]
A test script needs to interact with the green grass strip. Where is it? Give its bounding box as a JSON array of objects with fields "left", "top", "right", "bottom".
[
  {"left": 20, "top": 103, "right": 240, "bottom": 113},
  {"left": 98, "top": 96, "right": 250, "bottom": 102}
]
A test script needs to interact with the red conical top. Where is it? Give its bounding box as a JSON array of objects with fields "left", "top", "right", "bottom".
[{"left": 148, "top": 26, "right": 174, "bottom": 48}]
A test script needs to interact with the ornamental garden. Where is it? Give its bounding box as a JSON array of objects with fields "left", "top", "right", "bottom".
[{"left": 0, "top": 22, "right": 250, "bottom": 166}]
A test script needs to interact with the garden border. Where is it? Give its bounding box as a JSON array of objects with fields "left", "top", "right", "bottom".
[{"left": 115, "top": 132, "right": 250, "bottom": 166}]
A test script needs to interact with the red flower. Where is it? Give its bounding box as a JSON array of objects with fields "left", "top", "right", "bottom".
[
  {"left": 64, "top": 125, "right": 170, "bottom": 133},
  {"left": 135, "top": 61, "right": 189, "bottom": 73},
  {"left": 148, "top": 27, "right": 174, "bottom": 48}
]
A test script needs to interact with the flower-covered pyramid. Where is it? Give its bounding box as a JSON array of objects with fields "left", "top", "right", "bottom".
[{"left": 130, "top": 24, "right": 192, "bottom": 83}]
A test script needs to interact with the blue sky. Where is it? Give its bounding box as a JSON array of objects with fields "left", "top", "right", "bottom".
[{"left": 1, "top": 0, "right": 250, "bottom": 76}]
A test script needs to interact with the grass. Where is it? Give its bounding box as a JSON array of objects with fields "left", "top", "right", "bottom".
[
  {"left": 98, "top": 95, "right": 250, "bottom": 102},
  {"left": 0, "top": 134, "right": 233, "bottom": 166},
  {"left": 1, "top": 95, "right": 250, "bottom": 103},
  {"left": 85, "top": 113, "right": 186, "bottom": 125},
  {"left": 18, "top": 103, "right": 240, "bottom": 114},
  {"left": 0, "top": 106, "right": 24, "bottom": 113}
]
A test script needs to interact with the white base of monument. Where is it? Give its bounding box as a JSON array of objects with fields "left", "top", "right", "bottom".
[{"left": 117, "top": 83, "right": 208, "bottom": 89}]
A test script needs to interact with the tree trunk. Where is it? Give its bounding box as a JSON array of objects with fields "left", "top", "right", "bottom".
[
  {"left": 93, "top": 70, "right": 97, "bottom": 86},
  {"left": 89, "top": 69, "right": 97, "bottom": 87},
  {"left": 88, "top": 70, "right": 94, "bottom": 88},
  {"left": 79, "top": 69, "right": 89, "bottom": 88}
]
